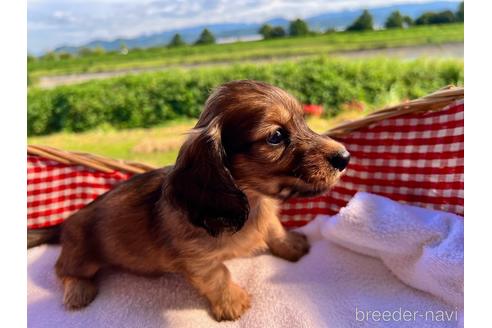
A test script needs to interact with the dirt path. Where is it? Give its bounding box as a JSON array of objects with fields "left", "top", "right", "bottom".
[{"left": 38, "top": 42, "right": 463, "bottom": 89}]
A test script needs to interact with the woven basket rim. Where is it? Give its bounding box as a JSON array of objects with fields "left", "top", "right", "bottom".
[
  {"left": 325, "top": 85, "right": 463, "bottom": 137},
  {"left": 28, "top": 86, "right": 464, "bottom": 174}
]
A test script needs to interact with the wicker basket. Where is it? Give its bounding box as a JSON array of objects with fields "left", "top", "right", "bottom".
[{"left": 27, "top": 86, "right": 464, "bottom": 247}]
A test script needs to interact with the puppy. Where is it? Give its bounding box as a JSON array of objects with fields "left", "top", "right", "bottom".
[{"left": 55, "top": 80, "right": 350, "bottom": 321}]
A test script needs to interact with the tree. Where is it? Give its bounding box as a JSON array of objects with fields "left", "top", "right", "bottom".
[
  {"left": 289, "top": 18, "right": 309, "bottom": 36},
  {"left": 194, "top": 28, "right": 216, "bottom": 45},
  {"left": 385, "top": 10, "right": 413, "bottom": 28},
  {"left": 259, "top": 24, "right": 273, "bottom": 39},
  {"left": 385, "top": 11, "right": 403, "bottom": 28},
  {"left": 270, "top": 26, "right": 286, "bottom": 38},
  {"left": 346, "top": 10, "right": 374, "bottom": 31},
  {"left": 403, "top": 16, "right": 414, "bottom": 27},
  {"left": 415, "top": 12, "right": 432, "bottom": 25},
  {"left": 415, "top": 10, "right": 456, "bottom": 25},
  {"left": 434, "top": 10, "right": 457, "bottom": 24},
  {"left": 259, "top": 24, "right": 285, "bottom": 39},
  {"left": 456, "top": 2, "right": 464, "bottom": 22},
  {"left": 168, "top": 33, "right": 186, "bottom": 47}
]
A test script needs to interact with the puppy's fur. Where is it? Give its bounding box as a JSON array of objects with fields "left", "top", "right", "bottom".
[{"left": 55, "top": 80, "right": 348, "bottom": 321}]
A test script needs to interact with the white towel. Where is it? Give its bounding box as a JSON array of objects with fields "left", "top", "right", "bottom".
[
  {"left": 28, "top": 192, "right": 463, "bottom": 328},
  {"left": 320, "top": 192, "right": 464, "bottom": 309}
]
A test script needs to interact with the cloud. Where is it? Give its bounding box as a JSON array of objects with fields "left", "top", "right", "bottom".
[{"left": 27, "top": 0, "right": 455, "bottom": 54}]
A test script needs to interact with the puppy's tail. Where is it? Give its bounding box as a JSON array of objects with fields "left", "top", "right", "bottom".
[{"left": 27, "top": 225, "right": 62, "bottom": 249}]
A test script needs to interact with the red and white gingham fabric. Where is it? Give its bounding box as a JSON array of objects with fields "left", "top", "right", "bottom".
[
  {"left": 27, "top": 157, "right": 131, "bottom": 229},
  {"left": 280, "top": 100, "right": 464, "bottom": 227},
  {"left": 27, "top": 100, "right": 464, "bottom": 230}
]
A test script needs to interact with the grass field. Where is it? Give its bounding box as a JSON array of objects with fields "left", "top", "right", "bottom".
[
  {"left": 28, "top": 24, "right": 463, "bottom": 80},
  {"left": 28, "top": 110, "right": 367, "bottom": 167}
]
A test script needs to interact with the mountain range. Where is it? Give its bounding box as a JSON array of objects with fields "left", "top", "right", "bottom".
[{"left": 54, "top": 1, "right": 461, "bottom": 53}]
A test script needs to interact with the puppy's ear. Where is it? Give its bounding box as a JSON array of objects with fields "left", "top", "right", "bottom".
[{"left": 167, "top": 119, "right": 249, "bottom": 236}]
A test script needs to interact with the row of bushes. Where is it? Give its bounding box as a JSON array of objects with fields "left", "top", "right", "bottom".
[{"left": 28, "top": 57, "right": 463, "bottom": 136}]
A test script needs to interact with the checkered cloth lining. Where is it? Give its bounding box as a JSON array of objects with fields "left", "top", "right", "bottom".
[
  {"left": 281, "top": 100, "right": 464, "bottom": 227},
  {"left": 27, "top": 100, "right": 464, "bottom": 230}
]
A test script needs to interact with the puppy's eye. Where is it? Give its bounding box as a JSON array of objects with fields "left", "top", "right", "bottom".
[{"left": 267, "top": 129, "right": 287, "bottom": 146}]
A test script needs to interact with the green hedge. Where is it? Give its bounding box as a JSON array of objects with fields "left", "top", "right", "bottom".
[{"left": 27, "top": 57, "right": 463, "bottom": 136}]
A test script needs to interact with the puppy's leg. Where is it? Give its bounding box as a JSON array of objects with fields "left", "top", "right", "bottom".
[
  {"left": 60, "top": 277, "right": 98, "bottom": 310},
  {"left": 266, "top": 217, "right": 310, "bottom": 262},
  {"left": 186, "top": 263, "right": 250, "bottom": 321},
  {"left": 55, "top": 248, "right": 100, "bottom": 310}
]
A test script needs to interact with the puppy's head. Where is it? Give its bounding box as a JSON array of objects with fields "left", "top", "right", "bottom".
[{"left": 168, "top": 80, "right": 349, "bottom": 236}]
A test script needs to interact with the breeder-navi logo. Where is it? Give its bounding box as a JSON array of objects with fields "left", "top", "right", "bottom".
[{"left": 355, "top": 307, "right": 459, "bottom": 323}]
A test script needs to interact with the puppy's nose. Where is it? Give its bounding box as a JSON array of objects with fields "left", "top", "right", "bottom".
[{"left": 327, "top": 150, "right": 350, "bottom": 171}]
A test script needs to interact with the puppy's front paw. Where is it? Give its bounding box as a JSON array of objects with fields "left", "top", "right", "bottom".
[
  {"left": 211, "top": 283, "right": 251, "bottom": 321},
  {"left": 269, "top": 231, "right": 310, "bottom": 262},
  {"left": 62, "top": 277, "right": 98, "bottom": 310}
]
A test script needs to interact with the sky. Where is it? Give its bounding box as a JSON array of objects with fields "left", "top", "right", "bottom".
[{"left": 27, "top": 0, "right": 455, "bottom": 54}]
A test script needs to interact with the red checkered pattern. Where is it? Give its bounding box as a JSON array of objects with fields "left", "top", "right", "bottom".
[
  {"left": 280, "top": 100, "right": 464, "bottom": 227},
  {"left": 27, "top": 100, "right": 464, "bottom": 230},
  {"left": 27, "top": 156, "right": 131, "bottom": 229}
]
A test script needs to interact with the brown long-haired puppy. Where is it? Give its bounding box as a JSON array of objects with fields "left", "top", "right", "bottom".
[{"left": 55, "top": 80, "right": 350, "bottom": 321}]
